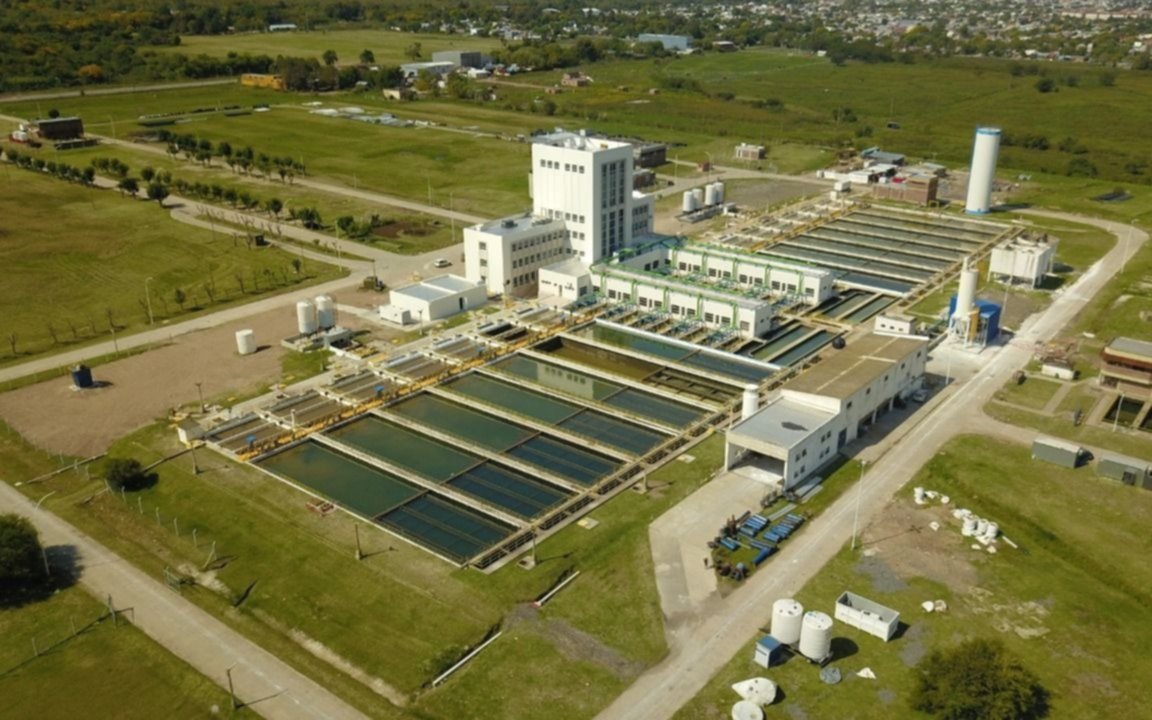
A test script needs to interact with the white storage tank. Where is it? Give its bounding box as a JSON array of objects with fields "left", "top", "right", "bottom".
[
  {"left": 965, "top": 126, "right": 1001, "bottom": 214},
  {"left": 692, "top": 187, "right": 705, "bottom": 206},
  {"left": 731, "top": 701, "right": 764, "bottom": 720},
  {"left": 962, "top": 516, "right": 978, "bottom": 536},
  {"left": 714, "top": 181, "right": 725, "bottom": 203},
  {"left": 315, "top": 294, "right": 336, "bottom": 330},
  {"left": 682, "top": 190, "right": 698, "bottom": 214},
  {"left": 799, "top": 611, "right": 833, "bottom": 661},
  {"left": 296, "top": 299, "right": 318, "bottom": 335},
  {"left": 235, "top": 329, "right": 256, "bottom": 355},
  {"left": 742, "top": 384, "right": 759, "bottom": 421},
  {"left": 705, "top": 183, "right": 720, "bottom": 207},
  {"left": 771, "top": 598, "right": 804, "bottom": 645},
  {"left": 984, "top": 521, "right": 999, "bottom": 541}
]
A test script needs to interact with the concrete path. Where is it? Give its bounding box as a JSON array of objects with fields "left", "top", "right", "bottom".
[
  {"left": 0, "top": 480, "right": 369, "bottom": 720},
  {"left": 597, "top": 210, "right": 1147, "bottom": 720}
]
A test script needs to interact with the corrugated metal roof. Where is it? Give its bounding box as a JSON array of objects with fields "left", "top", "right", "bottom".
[{"left": 1107, "top": 336, "right": 1152, "bottom": 360}]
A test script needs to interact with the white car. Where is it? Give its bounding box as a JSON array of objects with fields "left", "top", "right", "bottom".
[{"left": 432, "top": 258, "right": 451, "bottom": 268}]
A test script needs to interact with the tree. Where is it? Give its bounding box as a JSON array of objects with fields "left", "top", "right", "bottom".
[
  {"left": 173, "top": 287, "right": 186, "bottom": 310},
  {"left": 405, "top": 42, "right": 423, "bottom": 61},
  {"left": 322, "top": 49, "right": 338, "bottom": 67},
  {"left": 118, "top": 177, "right": 139, "bottom": 196},
  {"left": 47, "top": 108, "right": 60, "bottom": 119},
  {"left": 1035, "top": 77, "right": 1055, "bottom": 93},
  {"left": 911, "top": 638, "right": 1049, "bottom": 720},
  {"left": 140, "top": 166, "right": 156, "bottom": 183},
  {"left": 103, "top": 457, "right": 153, "bottom": 492},
  {"left": 359, "top": 49, "right": 375, "bottom": 64},
  {"left": 0, "top": 514, "right": 46, "bottom": 602},
  {"left": 1067, "top": 158, "right": 1098, "bottom": 176},
  {"left": 266, "top": 197, "right": 283, "bottom": 218},
  {"left": 147, "top": 182, "right": 170, "bottom": 206}
]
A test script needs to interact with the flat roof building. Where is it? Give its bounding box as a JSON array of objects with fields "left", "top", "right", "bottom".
[
  {"left": 1100, "top": 336, "right": 1152, "bottom": 396},
  {"left": 382, "top": 274, "right": 487, "bottom": 323},
  {"left": 988, "top": 234, "right": 1056, "bottom": 287},
  {"left": 637, "top": 33, "right": 693, "bottom": 51},
  {"left": 726, "top": 333, "right": 928, "bottom": 487}
]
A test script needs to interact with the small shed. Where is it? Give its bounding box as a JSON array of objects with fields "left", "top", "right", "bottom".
[
  {"left": 1031, "top": 436, "right": 1085, "bottom": 469},
  {"left": 752, "top": 635, "right": 784, "bottom": 668},
  {"left": 1097, "top": 452, "right": 1152, "bottom": 488},
  {"left": 834, "top": 591, "right": 900, "bottom": 642},
  {"left": 1040, "top": 360, "right": 1076, "bottom": 381}
]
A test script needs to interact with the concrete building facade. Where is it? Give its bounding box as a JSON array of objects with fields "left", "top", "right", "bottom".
[{"left": 725, "top": 334, "right": 928, "bottom": 487}]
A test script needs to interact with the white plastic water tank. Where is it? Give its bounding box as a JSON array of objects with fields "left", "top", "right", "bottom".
[
  {"left": 771, "top": 599, "right": 805, "bottom": 645},
  {"left": 983, "top": 521, "right": 999, "bottom": 541},
  {"left": 731, "top": 701, "right": 764, "bottom": 720},
  {"left": 682, "top": 190, "right": 698, "bottom": 214},
  {"left": 913, "top": 487, "right": 926, "bottom": 504},
  {"left": 975, "top": 518, "right": 989, "bottom": 537},
  {"left": 962, "top": 516, "right": 978, "bottom": 536},
  {"left": 235, "top": 329, "right": 256, "bottom": 355},
  {"left": 705, "top": 183, "right": 720, "bottom": 207},
  {"left": 742, "top": 384, "right": 759, "bottom": 421},
  {"left": 296, "top": 299, "right": 318, "bottom": 335},
  {"left": 714, "top": 181, "right": 725, "bottom": 203},
  {"left": 799, "top": 611, "right": 833, "bottom": 661},
  {"left": 315, "top": 294, "right": 336, "bottom": 330},
  {"left": 692, "top": 187, "right": 705, "bottom": 206}
]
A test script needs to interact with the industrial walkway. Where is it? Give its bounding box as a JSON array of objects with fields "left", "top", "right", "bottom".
[
  {"left": 0, "top": 479, "right": 369, "bottom": 720},
  {"left": 598, "top": 211, "right": 1147, "bottom": 720}
]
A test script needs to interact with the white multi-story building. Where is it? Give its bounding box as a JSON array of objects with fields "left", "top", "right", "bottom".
[{"left": 464, "top": 130, "right": 654, "bottom": 297}]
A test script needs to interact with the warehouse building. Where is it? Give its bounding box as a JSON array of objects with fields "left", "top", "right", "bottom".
[
  {"left": 400, "top": 61, "right": 456, "bottom": 79},
  {"left": 379, "top": 275, "right": 487, "bottom": 324},
  {"left": 34, "top": 116, "right": 84, "bottom": 140},
  {"left": 726, "top": 333, "right": 928, "bottom": 486},
  {"left": 431, "top": 50, "right": 489, "bottom": 68}
]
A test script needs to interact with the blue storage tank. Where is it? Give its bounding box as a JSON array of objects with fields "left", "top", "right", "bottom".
[{"left": 71, "top": 364, "right": 94, "bottom": 389}]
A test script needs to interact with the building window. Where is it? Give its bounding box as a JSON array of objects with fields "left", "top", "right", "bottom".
[
  {"left": 479, "top": 259, "right": 487, "bottom": 267},
  {"left": 479, "top": 241, "right": 487, "bottom": 250}
]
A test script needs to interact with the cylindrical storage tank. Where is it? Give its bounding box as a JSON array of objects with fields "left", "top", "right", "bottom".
[
  {"left": 962, "top": 516, "right": 978, "bottom": 536},
  {"left": 235, "top": 329, "right": 257, "bottom": 356},
  {"left": 705, "top": 183, "right": 720, "bottom": 207},
  {"left": 953, "top": 261, "right": 978, "bottom": 323},
  {"left": 315, "top": 295, "right": 336, "bottom": 330},
  {"left": 975, "top": 518, "right": 989, "bottom": 537},
  {"left": 692, "top": 187, "right": 704, "bottom": 206},
  {"left": 742, "top": 384, "right": 759, "bottom": 421},
  {"left": 914, "top": 487, "right": 926, "bottom": 504},
  {"left": 965, "top": 126, "right": 1001, "bottom": 214},
  {"left": 682, "top": 190, "right": 697, "bottom": 214},
  {"left": 296, "top": 299, "right": 318, "bottom": 335},
  {"left": 984, "top": 521, "right": 999, "bottom": 541},
  {"left": 731, "top": 701, "right": 764, "bottom": 720},
  {"left": 771, "top": 599, "right": 805, "bottom": 645},
  {"left": 714, "top": 181, "right": 725, "bottom": 203},
  {"left": 799, "top": 611, "right": 833, "bottom": 661},
  {"left": 71, "top": 364, "right": 94, "bottom": 389}
]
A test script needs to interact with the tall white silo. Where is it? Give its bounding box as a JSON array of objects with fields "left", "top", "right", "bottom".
[
  {"left": 682, "top": 190, "right": 698, "bottom": 214},
  {"left": 965, "top": 127, "right": 1001, "bottom": 214},
  {"left": 950, "top": 259, "right": 979, "bottom": 338},
  {"left": 692, "top": 187, "right": 705, "bottom": 207},
  {"left": 714, "top": 181, "right": 725, "bottom": 204},
  {"left": 705, "top": 183, "right": 720, "bottom": 207},
  {"left": 315, "top": 294, "right": 336, "bottom": 330},
  {"left": 296, "top": 299, "right": 318, "bottom": 335}
]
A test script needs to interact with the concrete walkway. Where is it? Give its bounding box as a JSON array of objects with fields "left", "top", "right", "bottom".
[
  {"left": 0, "top": 480, "right": 368, "bottom": 720},
  {"left": 597, "top": 210, "right": 1147, "bottom": 720}
]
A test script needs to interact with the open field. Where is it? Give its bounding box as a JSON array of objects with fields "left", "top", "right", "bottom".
[
  {"left": 676, "top": 434, "right": 1152, "bottom": 719},
  {"left": 2, "top": 139, "right": 460, "bottom": 254},
  {"left": 0, "top": 170, "right": 345, "bottom": 364},
  {"left": 3, "top": 410, "right": 726, "bottom": 718},
  {"left": 171, "top": 30, "right": 504, "bottom": 68},
  {"left": 992, "top": 375, "right": 1063, "bottom": 410},
  {"left": 0, "top": 585, "right": 250, "bottom": 718}
]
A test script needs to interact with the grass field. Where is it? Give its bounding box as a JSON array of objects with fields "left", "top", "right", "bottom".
[
  {"left": 171, "top": 30, "right": 504, "bottom": 69},
  {"left": 992, "top": 376, "right": 1063, "bottom": 410},
  {"left": 0, "top": 170, "right": 345, "bottom": 363},
  {"left": 0, "top": 585, "right": 250, "bottom": 718},
  {"left": 3, "top": 415, "right": 726, "bottom": 719},
  {"left": 676, "top": 434, "right": 1152, "bottom": 719}
]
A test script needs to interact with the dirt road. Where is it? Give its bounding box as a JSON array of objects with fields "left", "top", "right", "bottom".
[
  {"left": 0, "top": 479, "right": 369, "bottom": 720},
  {"left": 598, "top": 211, "right": 1146, "bottom": 720},
  {"left": 0, "top": 79, "right": 236, "bottom": 104}
]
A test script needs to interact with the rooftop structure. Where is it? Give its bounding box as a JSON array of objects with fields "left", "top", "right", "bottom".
[
  {"left": 1100, "top": 336, "right": 1152, "bottom": 394},
  {"left": 784, "top": 334, "right": 925, "bottom": 400},
  {"left": 988, "top": 233, "right": 1056, "bottom": 287}
]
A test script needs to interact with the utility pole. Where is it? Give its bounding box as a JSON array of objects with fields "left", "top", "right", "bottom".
[
  {"left": 226, "top": 665, "right": 239, "bottom": 710},
  {"left": 195, "top": 381, "right": 205, "bottom": 413},
  {"left": 354, "top": 523, "right": 363, "bottom": 561}
]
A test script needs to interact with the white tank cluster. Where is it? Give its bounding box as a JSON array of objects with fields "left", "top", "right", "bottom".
[
  {"left": 235, "top": 329, "right": 256, "bottom": 355},
  {"left": 315, "top": 294, "right": 336, "bottom": 330},
  {"left": 296, "top": 299, "right": 318, "bottom": 335},
  {"left": 799, "top": 610, "right": 833, "bottom": 661},
  {"left": 953, "top": 507, "right": 1000, "bottom": 545},
  {"left": 965, "top": 126, "right": 1001, "bottom": 214},
  {"left": 771, "top": 598, "right": 804, "bottom": 645},
  {"left": 913, "top": 487, "right": 950, "bottom": 506}
]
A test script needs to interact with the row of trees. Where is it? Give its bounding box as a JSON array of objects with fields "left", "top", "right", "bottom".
[
  {"left": 3, "top": 150, "right": 96, "bottom": 185},
  {"left": 154, "top": 130, "right": 307, "bottom": 182}
]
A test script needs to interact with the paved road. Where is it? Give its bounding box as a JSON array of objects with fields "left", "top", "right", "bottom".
[
  {"left": 0, "top": 480, "right": 368, "bottom": 720},
  {"left": 597, "top": 211, "right": 1146, "bottom": 720},
  {"left": 0, "top": 78, "right": 237, "bottom": 104}
]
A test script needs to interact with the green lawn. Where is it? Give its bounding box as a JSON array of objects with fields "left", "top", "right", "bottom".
[
  {"left": 4, "top": 416, "right": 726, "bottom": 719},
  {"left": 0, "top": 585, "right": 251, "bottom": 718},
  {"left": 170, "top": 30, "right": 504, "bottom": 69},
  {"left": 992, "top": 375, "right": 1063, "bottom": 410},
  {"left": 0, "top": 169, "right": 345, "bottom": 364},
  {"left": 677, "top": 434, "right": 1152, "bottom": 719}
]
